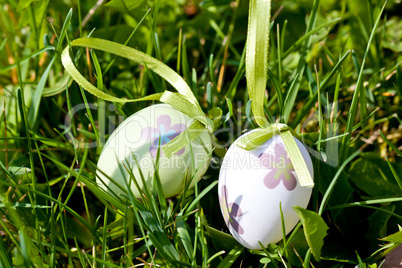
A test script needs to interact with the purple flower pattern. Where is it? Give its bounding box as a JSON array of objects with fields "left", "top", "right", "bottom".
[
  {"left": 259, "top": 143, "right": 297, "bottom": 191},
  {"left": 219, "top": 185, "right": 244, "bottom": 235},
  {"left": 141, "top": 115, "right": 187, "bottom": 158}
]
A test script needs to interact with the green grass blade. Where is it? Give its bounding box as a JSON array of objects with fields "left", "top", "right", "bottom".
[
  {"left": 27, "top": 8, "right": 72, "bottom": 126},
  {"left": 385, "top": 156, "right": 402, "bottom": 190},
  {"left": 0, "top": 227, "right": 13, "bottom": 267},
  {"left": 290, "top": 49, "right": 351, "bottom": 128},
  {"left": 140, "top": 210, "right": 180, "bottom": 260},
  {"left": 351, "top": 51, "right": 368, "bottom": 125},
  {"left": 225, "top": 46, "right": 246, "bottom": 100},
  {"left": 73, "top": 237, "right": 87, "bottom": 267},
  {"left": 282, "top": 0, "right": 320, "bottom": 123},
  {"left": 27, "top": 56, "right": 56, "bottom": 126},
  {"left": 182, "top": 36, "right": 191, "bottom": 87},
  {"left": 379, "top": 130, "right": 402, "bottom": 157},
  {"left": 0, "top": 38, "right": 6, "bottom": 51},
  {"left": 352, "top": 108, "right": 379, "bottom": 132},
  {"left": 329, "top": 197, "right": 402, "bottom": 210},
  {"left": 90, "top": 50, "right": 106, "bottom": 148},
  {"left": 320, "top": 43, "right": 336, "bottom": 65},
  {"left": 341, "top": 1, "right": 387, "bottom": 161},
  {"left": 268, "top": 69, "right": 283, "bottom": 113},
  {"left": 246, "top": 99, "right": 256, "bottom": 128},
  {"left": 56, "top": 8, "right": 73, "bottom": 52},
  {"left": 318, "top": 150, "right": 361, "bottom": 216},
  {"left": 283, "top": 73, "right": 299, "bottom": 123},
  {"left": 281, "top": 17, "right": 341, "bottom": 60},
  {"left": 19, "top": 231, "right": 32, "bottom": 267},
  {"left": 103, "top": 8, "right": 151, "bottom": 74},
  {"left": 192, "top": 68, "right": 198, "bottom": 96},
  {"left": 0, "top": 46, "right": 55, "bottom": 72},
  {"left": 186, "top": 180, "right": 218, "bottom": 214},
  {"left": 225, "top": 97, "right": 233, "bottom": 122},
  {"left": 277, "top": 23, "right": 282, "bottom": 83},
  {"left": 176, "top": 211, "right": 194, "bottom": 259},
  {"left": 207, "top": 82, "right": 213, "bottom": 108},
  {"left": 216, "top": 245, "right": 244, "bottom": 268}
]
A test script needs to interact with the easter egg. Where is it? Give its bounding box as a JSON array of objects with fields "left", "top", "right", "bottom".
[
  {"left": 218, "top": 132, "right": 313, "bottom": 249},
  {"left": 96, "top": 104, "right": 212, "bottom": 199}
]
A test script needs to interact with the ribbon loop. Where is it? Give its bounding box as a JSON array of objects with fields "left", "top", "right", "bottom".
[
  {"left": 61, "top": 37, "right": 211, "bottom": 158},
  {"left": 64, "top": 38, "right": 199, "bottom": 106},
  {"left": 62, "top": 46, "right": 163, "bottom": 103}
]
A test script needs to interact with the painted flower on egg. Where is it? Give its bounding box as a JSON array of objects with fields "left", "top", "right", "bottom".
[
  {"left": 259, "top": 143, "right": 297, "bottom": 191},
  {"left": 141, "top": 114, "right": 187, "bottom": 158},
  {"left": 219, "top": 185, "right": 244, "bottom": 235}
]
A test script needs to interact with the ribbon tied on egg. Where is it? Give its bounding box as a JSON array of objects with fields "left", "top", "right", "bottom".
[
  {"left": 237, "top": 0, "right": 314, "bottom": 188},
  {"left": 216, "top": 0, "right": 315, "bottom": 250}
]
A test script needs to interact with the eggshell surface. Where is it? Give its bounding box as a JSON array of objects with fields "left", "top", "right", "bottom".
[
  {"left": 218, "top": 133, "right": 313, "bottom": 249},
  {"left": 96, "top": 104, "right": 212, "bottom": 199}
]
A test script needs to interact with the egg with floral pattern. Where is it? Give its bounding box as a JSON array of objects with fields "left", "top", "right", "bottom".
[
  {"left": 96, "top": 104, "right": 212, "bottom": 199},
  {"left": 218, "top": 132, "right": 313, "bottom": 249}
]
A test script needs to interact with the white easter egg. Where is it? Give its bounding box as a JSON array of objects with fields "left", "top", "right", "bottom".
[
  {"left": 96, "top": 104, "right": 212, "bottom": 199},
  {"left": 218, "top": 132, "right": 313, "bottom": 249}
]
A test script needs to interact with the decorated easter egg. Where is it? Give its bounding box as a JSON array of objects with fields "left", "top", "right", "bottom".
[
  {"left": 96, "top": 104, "right": 212, "bottom": 199},
  {"left": 218, "top": 133, "right": 313, "bottom": 249}
]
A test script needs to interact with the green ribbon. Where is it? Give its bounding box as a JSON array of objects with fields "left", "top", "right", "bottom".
[
  {"left": 240, "top": 0, "right": 314, "bottom": 188},
  {"left": 236, "top": 123, "right": 288, "bottom": 150},
  {"left": 61, "top": 38, "right": 212, "bottom": 157},
  {"left": 159, "top": 91, "right": 214, "bottom": 133},
  {"left": 246, "top": 0, "right": 271, "bottom": 128}
]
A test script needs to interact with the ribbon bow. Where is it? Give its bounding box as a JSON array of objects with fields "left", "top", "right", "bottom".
[
  {"left": 237, "top": 0, "right": 314, "bottom": 188},
  {"left": 61, "top": 38, "right": 214, "bottom": 158}
]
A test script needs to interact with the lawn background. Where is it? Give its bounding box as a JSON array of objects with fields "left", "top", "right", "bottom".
[{"left": 0, "top": 0, "right": 401, "bottom": 267}]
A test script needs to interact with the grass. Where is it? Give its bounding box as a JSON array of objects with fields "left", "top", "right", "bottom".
[{"left": 0, "top": 0, "right": 401, "bottom": 267}]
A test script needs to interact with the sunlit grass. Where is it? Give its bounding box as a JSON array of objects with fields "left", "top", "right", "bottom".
[{"left": 0, "top": 0, "right": 401, "bottom": 267}]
